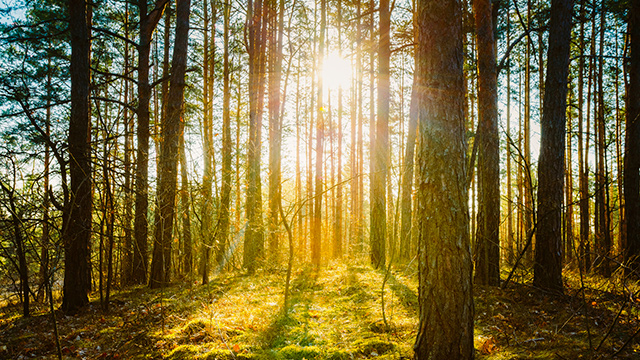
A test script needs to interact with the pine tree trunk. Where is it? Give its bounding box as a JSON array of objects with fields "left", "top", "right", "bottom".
[
  {"left": 472, "top": 0, "right": 500, "bottom": 286},
  {"left": 371, "top": 0, "right": 390, "bottom": 269},
  {"left": 246, "top": 0, "right": 267, "bottom": 273},
  {"left": 62, "top": 0, "right": 92, "bottom": 314},
  {"left": 218, "top": 0, "right": 232, "bottom": 270},
  {"left": 624, "top": 0, "right": 640, "bottom": 274},
  {"left": 533, "top": 0, "right": 573, "bottom": 293},
  {"left": 414, "top": 0, "right": 473, "bottom": 358},
  {"left": 149, "top": 0, "right": 190, "bottom": 288}
]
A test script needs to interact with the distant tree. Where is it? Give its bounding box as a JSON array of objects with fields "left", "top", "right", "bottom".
[
  {"left": 217, "top": 0, "right": 232, "bottom": 270},
  {"left": 132, "top": 0, "right": 170, "bottom": 285},
  {"left": 311, "top": 0, "right": 326, "bottom": 267},
  {"left": 534, "top": 0, "right": 574, "bottom": 292},
  {"left": 267, "top": 0, "right": 284, "bottom": 266},
  {"left": 62, "top": 0, "right": 92, "bottom": 314},
  {"left": 149, "top": 0, "right": 191, "bottom": 288},
  {"left": 472, "top": 0, "right": 500, "bottom": 286},
  {"left": 413, "top": 0, "right": 473, "bottom": 358},
  {"left": 370, "top": 0, "right": 390, "bottom": 269},
  {"left": 245, "top": 0, "right": 267, "bottom": 273}
]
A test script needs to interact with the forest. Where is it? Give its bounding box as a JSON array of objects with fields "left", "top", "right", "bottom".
[{"left": 1, "top": 0, "right": 640, "bottom": 358}]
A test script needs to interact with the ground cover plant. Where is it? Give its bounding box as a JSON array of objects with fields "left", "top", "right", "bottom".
[{"left": 1, "top": 261, "right": 639, "bottom": 359}]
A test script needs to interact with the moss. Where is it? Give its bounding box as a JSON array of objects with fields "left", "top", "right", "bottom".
[
  {"left": 182, "top": 319, "right": 209, "bottom": 335},
  {"left": 353, "top": 338, "right": 396, "bottom": 355},
  {"left": 166, "top": 344, "right": 200, "bottom": 359},
  {"left": 278, "top": 344, "right": 323, "bottom": 359}
]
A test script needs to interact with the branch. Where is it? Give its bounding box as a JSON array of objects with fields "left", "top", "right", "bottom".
[
  {"left": 91, "top": 96, "right": 137, "bottom": 113},
  {"left": 91, "top": 26, "right": 139, "bottom": 47}
]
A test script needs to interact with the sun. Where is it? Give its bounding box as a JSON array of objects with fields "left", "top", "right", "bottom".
[{"left": 321, "top": 52, "right": 352, "bottom": 90}]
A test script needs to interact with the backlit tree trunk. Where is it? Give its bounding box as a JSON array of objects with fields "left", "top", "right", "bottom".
[
  {"left": 472, "top": 0, "right": 500, "bottom": 286},
  {"left": 413, "top": 0, "right": 473, "bottom": 358},
  {"left": 149, "top": 0, "right": 190, "bottom": 288},
  {"left": 62, "top": 0, "right": 92, "bottom": 314},
  {"left": 534, "top": 0, "right": 573, "bottom": 292},
  {"left": 371, "top": 0, "right": 390, "bottom": 269}
]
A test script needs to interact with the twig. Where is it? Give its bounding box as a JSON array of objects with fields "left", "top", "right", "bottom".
[
  {"left": 595, "top": 301, "right": 625, "bottom": 352},
  {"left": 611, "top": 325, "right": 640, "bottom": 358}
]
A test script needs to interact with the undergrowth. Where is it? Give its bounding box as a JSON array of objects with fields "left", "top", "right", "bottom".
[{"left": 1, "top": 261, "right": 639, "bottom": 359}]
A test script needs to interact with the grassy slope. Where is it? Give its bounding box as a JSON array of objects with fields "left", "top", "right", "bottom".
[{"left": 1, "top": 261, "right": 639, "bottom": 359}]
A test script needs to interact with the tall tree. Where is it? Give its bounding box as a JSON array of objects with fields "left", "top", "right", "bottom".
[
  {"left": 333, "top": 0, "right": 344, "bottom": 259},
  {"left": 132, "top": 0, "right": 170, "bottom": 285},
  {"left": 533, "top": 0, "right": 574, "bottom": 292},
  {"left": 399, "top": 78, "right": 418, "bottom": 262},
  {"left": 268, "top": 0, "right": 284, "bottom": 265},
  {"left": 625, "top": 0, "right": 640, "bottom": 274},
  {"left": 149, "top": 0, "right": 191, "bottom": 288},
  {"left": 201, "top": 0, "right": 215, "bottom": 284},
  {"left": 62, "top": 0, "right": 92, "bottom": 314},
  {"left": 218, "top": 0, "right": 232, "bottom": 269},
  {"left": 311, "top": 0, "right": 326, "bottom": 266},
  {"left": 245, "top": 0, "right": 268, "bottom": 273},
  {"left": 413, "top": 0, "right": 473, "bottom": 358},
  {"left": 371, "top": 0, "right": 390, "bottom": 269},
  {"left": 472, "top": 0, "right": 500, "bottom": 286}
]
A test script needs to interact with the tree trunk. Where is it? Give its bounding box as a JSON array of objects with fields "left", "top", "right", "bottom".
[
  {"left": 625, "top": 0, "right": 640, "bottom": 274},
  {"left": 413, "top": 0, "right": 473, "bottom": 358},
  {"left": 179, "top": 128, "right": 192, "bottom": 277},
  {"left": 311, "top": 0, "right": 326, "bottom": 267},
  {"left": 201, "top": 0, "right": 214, "bottom": 284},
  {"left": 533, "top": 0, "right": 573, "bottom": 293},
  {"left": 472, "top": 0, "right": 500, "bottom": 286},
  {"left": 370, "top": 0, "right": 390, "bottom": 269},
  {"left": 218, "top": 0, "right": 232, "bottom": 270},
  {"left": 62, "top": 0, "right": 92, "bottom": 314},
  {"left": 133, "top": 0, "right": 170, "bottom": 285},
  {"left": 399, "top": 77, "right": 418, "bottom": 262},
  {"left": 149, "top": 0, "right": 190, "bottom": 288},
  {"left": 245, "top": 0, "right": 267, "bottom": 273},
  {"left": 268, "top": 0, "right": 284, "bottom": 266}
]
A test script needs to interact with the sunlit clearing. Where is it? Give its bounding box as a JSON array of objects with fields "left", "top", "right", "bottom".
[{"left": 322, "top": 52, "right": 352, "bottom": 90}]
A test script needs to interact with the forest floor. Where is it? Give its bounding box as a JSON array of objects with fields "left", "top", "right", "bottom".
[{"left": 1, "top": 260, "right": 640, "bottom": 359}]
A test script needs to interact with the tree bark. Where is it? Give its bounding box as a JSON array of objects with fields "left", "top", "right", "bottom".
[
  {"left": 370, "top": 0, "right": 390, "bottom": 269},
  {"left": 62, "top": 0, "right": 92, "bottom": 314},
  {"left": 625, "top": 0, "right": 640, "bottom": 274},
  {"left": 413, "top": 0, "right": 473, "bottom": 358},
  {"left": 472, "top": 0, "right": 500, "bottom": 286},
  {"left": 133, "top": 0, "right": 170, "bottom": 285},
  {"left": 245, "top": 0, "right": 267, "bottom": 273},
  {"left": 218, "top": 0, "right": 232, "bottom": 270},
  {"left": 533, "top": 0, "right": 573, "bottom": 292},
  {"left": 149, "top": 0, "right": 190, "bottom": 288},
  {"left": 268, "top": 0, "right": 284, "bottom": 266}
]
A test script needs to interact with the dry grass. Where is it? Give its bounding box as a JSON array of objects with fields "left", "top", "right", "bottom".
[{"left": 1, "top": 261, "right": 639, "bottom": 359}]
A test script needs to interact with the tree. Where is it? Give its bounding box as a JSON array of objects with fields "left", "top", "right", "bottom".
[
  {"left": 625, "top": 0, "right": 640, "bottom": 274},
  {"left": 132, "top": 0, "right": 170, "bottom": 285},
  {"left": 217, "top": 0, "right": 232, "bottom": 270},
  {"left": 62, "top": 0, "right": 92, "bottom": 314},
  {"left": 533, "top": 0, "right": 574, "bottom": 292},
  {"left": 413, "top": 0, "right": 473, "bottom": 358},
  {"left": 311, "top": 0, "right": 326, "bottom": 267},
  {"left": 201, "top": 0, "right": 215, "bottom": 285},
  {"left": 245, "top": 0, "right": 267, "bottom": 273},
  {"left": 267, "top": 0, "right": 284, "bottom": 266},
  {"left": 149, "top": 0, "right": 191, "bottom": 288},
  {"left": 399, "top": 78, "right": 418, "bottom": 262},
  {"left": 371, "top": 0, "right": 390, "bottom": 269},
  {"left": 472, "top": 0, "right": 500, "bottom": 286}
]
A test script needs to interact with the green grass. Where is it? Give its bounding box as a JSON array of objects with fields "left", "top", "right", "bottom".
[{"left": 1, "top": 261, "right": 639, "bottom": 359}]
